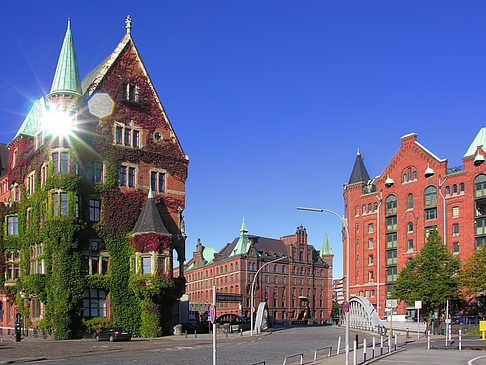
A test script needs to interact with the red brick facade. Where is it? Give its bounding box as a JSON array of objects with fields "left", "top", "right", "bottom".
[{"left": 343, "top": 132, "right": 486, "bottom": 318}]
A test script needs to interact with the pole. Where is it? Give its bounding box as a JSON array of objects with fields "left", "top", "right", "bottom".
[
  {"left": 212, "top": 285, "right": 216, "bottom": 365},
  {"left": 375, "top": 193, "right": 382, "bottom": 315},
  {"left": 250, "top": 256, "right": 286, "bottom": 336},
  {"left": 353, "top": 340, "right": 357, "bottom": 365},
  {"left": 417, "top": 308, "right": 420, "bottom": 339},
  {"left": 337, "top": 336, "right": 341, "bottom": 355},
  {"left": 390, "top": 309, "right": 393, "bottom": 340},
  {"left": 459, "top": 329, "right": 462, "bottom": 350},
  {"left": 445, "top": 299, "right": 449, "bottom": 346},
  {"left": 372, "top": 337, "right": 376, "bottom": 358},
  {"left": 296, "top": 207, "right": 350, "bottom": 365},
  {"left": 363, "top": 338, "right": 367, "bottom": 362},
  {"left": 427, "top": 330, "right": 431, "bottom": 350}
]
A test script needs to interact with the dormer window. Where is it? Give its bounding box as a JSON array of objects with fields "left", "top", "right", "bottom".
[{"left": 122, "top": 83, "right": 139, "bottom": 102}]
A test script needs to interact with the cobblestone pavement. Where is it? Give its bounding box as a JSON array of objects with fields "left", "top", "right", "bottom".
[{"left": 0, "top": 325, "right": 350, "bottom": 365}]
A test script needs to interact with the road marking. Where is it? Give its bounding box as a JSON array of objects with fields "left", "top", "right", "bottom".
[{"left": 468, "top": 355, "right": 486, "bottom": 365}]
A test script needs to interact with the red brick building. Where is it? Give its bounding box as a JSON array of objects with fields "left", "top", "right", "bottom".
[
  {"left": 343, "top": 131, "right": 486, "bottom": 318},
  {"left": 179, "top": 222, "right": 333, "bottom": 323}
]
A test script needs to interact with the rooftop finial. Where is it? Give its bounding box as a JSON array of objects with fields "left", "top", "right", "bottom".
[
  {"left": 357, "top": 148, "right": 360, "bottom": 155},
  {"left": 67, "top": 18, "right": 71, "bottom": 31},
  {"left": 125, "top": 15, "right": 132, "bottom": 34}
]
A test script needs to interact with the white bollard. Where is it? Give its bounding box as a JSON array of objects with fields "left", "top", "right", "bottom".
[
  {"left": 337, "top": 336, "right": 341, "bottom": 355},
  {"left": 459, "top": 329, "right": 462, "bottom": 351},
  {"left": 380, "top": 335, "right": 383, "bottom": 356},
  {"left": 427, "top": 330, "right": 431, "bottom": 350},
  {"left": 388, "top": 334, "right": 391, "bottom": 353},
  {"left": 448, "top": 324, "right": 452, "bottom": 341},
  {"left": 372, "top": 337, "right": 376, "bottom": 358},
  {"left": 394, "top": 334, "right": 397, "bottom": 351},
  {"left": 353, "top": 340, "right": 357, "bottom": 365},
  {"left": 346, "top": 343, "right": 349, "bottom": 365},
  {"left": 363, "top": 338, "right": 367, "bottom": 362}
]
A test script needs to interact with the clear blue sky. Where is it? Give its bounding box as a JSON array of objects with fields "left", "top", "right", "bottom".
[{"left": 1, "top": 0, "right": 486, "bottom": 279}]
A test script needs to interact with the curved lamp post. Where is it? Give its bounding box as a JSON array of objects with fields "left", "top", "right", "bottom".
[
  {"left": 250, "top": 255, "right": 286, "bottom": 336},
  {"left": 297, "top": 207, "right": 350, "bottom": 365}
]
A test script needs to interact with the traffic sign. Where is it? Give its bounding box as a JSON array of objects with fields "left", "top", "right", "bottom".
[
  {"left": 209, "top": 304, "right": 216, "bottom": 324},
  {"left": 386, "top": 299, "right": 398, "bottom": 308},
  {"left": 216, "top": 293, "right": 243, "bottom": 302},
  {"left": 343, "top": 301, "right": 349, "bottom": 313},
  {"left": 415, "top": 301, "right": 422, "bottom": 309}
]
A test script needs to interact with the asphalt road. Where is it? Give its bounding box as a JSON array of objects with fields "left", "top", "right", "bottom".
[{"left": 0, "top": 325, "right": 349, "bottom": 365}]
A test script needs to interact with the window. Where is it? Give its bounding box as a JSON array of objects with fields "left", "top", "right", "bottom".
[
  {"left": 150, "top": 171, "right": 165, "bottom": 193},
  {"left": 7, "top": 216, "right": 18, "bottom": 235},
  {"left": 368, "top": 271, "right": 374, "bottom": 281},
  {"left": 368, "top": 203, "right": 372, "bottom": 213},
  {"left": 476, "top": 218, "right": 486, "bottom": 235},
  {"left": 26, "top": 171, "right": 35, "bottom": 195},
  {"left": 385, "top": 195, "right": 397, "bottom": 215},
  {"left": 386, "top": 216, "right": 397, "bottom": 231},
  {"left": 5, "top": 250, "right": 20, "bottom": 281},
  {"left": 425, "top": 225, "right": 437, "bottom": 239},
  {"left": 368, "top": 223, "right": 374, "bottom": 234},
  {"left": 453, "top": 184, "right": 458, "bottom": 194},
  {"left": 89, "top": 199, "right": 100, "bottom": 222},
  {"left": 453, "top": 223, "right": 460, "bottom": 237},
  {"left": 475, "top": 175, "right": 486, "bottom": 197},
  {"left": 12, "top": 149, "right": 17, "bottom": 168},
  {"left": 425, "top": 208, "right": 437, "bottom": 221},
  {"left": 86, "top": 161, "right": 103, "bottom": 182},
  {"left": 408, "top": 239, "right": 414, "bottom": 251},
  {"left": 114, "top": 122, "right": 141, "bottom": 148},
  {"left": 53, "top": 192, "right": 68, "bottom": 216},
  {"left": 408, "top": 194, "right": 413, "bottom": 209},
  {"left": 386, "top": 250, "right": 397, "bottom": 265},
  {"left": 26, "top": 208, "right": 32, "bottom": 229},
  {"left": 368, "top": 238, "right": 374, "bottom": 250},
  {"left": 408, "top": 222, "right": 413, "bottom": 233},
  {"left": 445, "top": 186, "right": 450, "bottom": 196},
  {"left": 52, "top": 151, "right": 69, "bottom": 174},
  {"left": 83, "top": 289, "right": 106, "bottom": 318},
  {"left": 362, "top": 205, "right": 366, "bottom": 214},
  {"left": 30, "top": 244, "right": 45, "bottom": 275},
  {"left": 460, "top": 183, "right": 465, "bottom": 192},
  {"left": 476, "top": 237, "right": 486, "bottom": 249},
  {"left": 122, "top": 83, "right": 139, "bottom": 102},
  {"left": 453, "top": 242, "right": 459, "bottom": 254},
  {"left": 119, "top": 165, "right": 136, "bottom": 188},
  {"left": 452, "top": 206, "right": 459, "bottom": 218},
  {"left": 386, "top": 267, "right": 397, "bottom": 282},
  {"left": 142, "top": 257, "right": 151, "bottom": 274},
  {"left": 368, "top": 255, "right": 374, "bottom": 266},
  {"left": 424, "top": 186, "right": 437, "bottom": 208},
  {"left": 386, "top": 233, "right": 397, "bottom": 248}
]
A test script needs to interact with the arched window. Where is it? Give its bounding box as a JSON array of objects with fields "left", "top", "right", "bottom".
[
  {"left": 225, "top": 265, "right": 228, "bottom": 273},
  {"left": 362, "top": 205, "right": 366, "bottom": 214},
  {"left": 408, "top": 167, "right": 413, "bottom": 181},
  {"left": 230, "top": 263, "right": 233, "bottom": 271},
  {"left": 445, "top": 186, "right": 450, "bottom": 195},
  {"left": 355, "top": 206, "right": 359, "bottom": 216},
  {"left": 424, "top": 186, "right": 437, "bottom": 207},
  {"left": 385, "top": 195, "right": 397, "bottom": 215},
  {"left": 408, "top": 194, "right": 413, "bottom": 209},
  {"left": 460, "top": 183, "right": 465, "bottom": 192},
  {"left": 403, "top": 173, "right": 407, "bottom": 183},
  {"left": 408, "top": 222, "right": 413, "bottom": 233},
  {"left": 374, "top": 202, "right": 378, "bottom": 211},
  {"left": 413, "top": 171, "right": 417, "bottom": 180},
  {"left": 475, "top": 175, "right": 486, "bottom": 197},
  {"left": 368, "top": 203, "right": 372, "bottom": 213},
  {"left": 453, "top": 184, "right": 458, "bottom": 194},
  {"left": 300, "top": 251, "right": 303, "bottom": 261}
]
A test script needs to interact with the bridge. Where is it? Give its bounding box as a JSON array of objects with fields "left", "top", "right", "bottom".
[{"left": 348, "top": 296, "right": 385, "bottom": 333}]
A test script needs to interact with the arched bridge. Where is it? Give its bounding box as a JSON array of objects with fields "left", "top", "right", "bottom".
[{"left": 348, "top": 296, "right": 384, "bottom": 333}]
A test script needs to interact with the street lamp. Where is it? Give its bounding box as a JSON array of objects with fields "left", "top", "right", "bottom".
[
  {"left": 250, "top": 255, "right": 286, "bottom": 336},
  {"left": 297, "top": 207, "right": 350, "bottom": 365}
]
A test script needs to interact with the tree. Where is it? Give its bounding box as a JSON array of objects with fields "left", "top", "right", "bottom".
[
  {"left": 392, "top": 230, "right": 460, "bottom": 326},
  {"left": 460, "top": 245, "right": 486, "bottom": 295}
]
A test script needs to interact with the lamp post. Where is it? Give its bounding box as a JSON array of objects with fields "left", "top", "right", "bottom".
[
  {"left": 297, "top": 207, "right": 350, "bottom": 365},
  {"left": 250, "top": 255, "right": 286, "bottom": 336}
]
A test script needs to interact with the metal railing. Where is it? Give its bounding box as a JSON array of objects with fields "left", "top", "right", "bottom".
[
  {"left": 282, "top": 353, "right": 303, "bottom": 365},
  {"left": 313, "top": 346, "right": 332, "bottom": 361}
]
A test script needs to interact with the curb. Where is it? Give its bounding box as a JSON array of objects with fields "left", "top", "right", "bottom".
[{"left": 0, "top": 358, "right": 47, "bottom": 364}]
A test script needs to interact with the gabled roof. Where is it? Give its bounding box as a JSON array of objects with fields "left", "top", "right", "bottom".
[
  {"left": 348, "top": 152, "right": 370, "bottom": 184},
  {"left": 219, "top": 235, "right": 288, "bottom": 261},
  {"left": 464, "top": 127, "right": 486, "bottom": 158},
  {"left": 81, "top": 22, "right": 186, "bottom": 156},
  {"left": 50, "top": 19, "right": 82, "bottom": 95},
  {"left": 131, "top": 190, "right": 171, "bottom": 236},
  {"left": 14, "top": 97, "right": 44, "bottom": 140}
]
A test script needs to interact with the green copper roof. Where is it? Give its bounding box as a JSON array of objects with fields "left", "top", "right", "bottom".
[
  {"left": 230, "top": 218, "right": 251, "bottom": 257},
  {"left": 202, "top": 246, "right": 216, "bottom": 263},
  {"left": 320, "top": 233, "right": 333, "bottom": 257},
  {"left": 14, "top": 98, "right": 44, "bottom": 139},
  {"left": 50, "top": 19, "right": 82, "bottom": 95},
  {"left": 464, "top": 127, "right": 486, "bottom": 157}
]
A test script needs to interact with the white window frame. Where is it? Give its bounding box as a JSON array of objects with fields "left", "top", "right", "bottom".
[{"left": 113, "top": 121, "right": 142, "bottom": 148}]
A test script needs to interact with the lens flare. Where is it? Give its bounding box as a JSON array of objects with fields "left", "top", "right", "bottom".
[{"left": 41, "top": 110, "right": 75, "bottom": 137}]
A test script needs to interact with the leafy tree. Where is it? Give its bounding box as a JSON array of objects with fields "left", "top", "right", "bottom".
[
  {"left": 460, "top": 245, "right": 486, "bottom": 295},
  {"left": 392, "top": 230, "right": 460, "bottom": 326}
]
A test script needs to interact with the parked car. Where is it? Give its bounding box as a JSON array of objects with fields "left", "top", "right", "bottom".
[
  {"left": 215, "top": 314, "right": 251, "bottom": 331},
  {"left": 96, "top": 328, "right": 132, "bottom": 342}
]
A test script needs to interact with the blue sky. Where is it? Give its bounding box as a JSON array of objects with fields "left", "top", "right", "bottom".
[{"left": 1, "top": 0, "right": 486, "bottom": 279}]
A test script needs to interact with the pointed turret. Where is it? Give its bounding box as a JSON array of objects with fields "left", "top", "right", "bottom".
[
  {"left": 50, "top": 19, "right": 82, "bottom": 95},
  {"left": 230, "top": 218, "right": 251, "bottom": 257},
  {"left": 348, "top": 150, "right": 370, "bottom": 184},
  {"left": 132, "top": 189, "right": 171, "bottom": 236},
  {"left": 320, "top": 233, "right": 333, "bottom": 257},
  {"left": 464, "top": 127, "right": 486, "bottom": 158}
]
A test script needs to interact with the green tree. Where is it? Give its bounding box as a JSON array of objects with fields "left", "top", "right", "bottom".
[
  {"left": 392, "top": 230, "right": 460, "bottom": 326},
  {"left": 460, "top": 245, "right": 486, "bottom": 295}
]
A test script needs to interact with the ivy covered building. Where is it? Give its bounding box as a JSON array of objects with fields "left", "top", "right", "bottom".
[{"left": 0, "top": 17, "right": 188, "bottom": 339}]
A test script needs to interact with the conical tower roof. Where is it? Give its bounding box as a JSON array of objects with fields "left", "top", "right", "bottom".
[
  {"left": 230, "top": 218, "right": 251, "bottom": 257},
  {"left": 50, "top": 19, "right": 82, "bottom": 95},
  {"left": 320, "top": 233, "right": 333, "bottom": 257},
  {"left": 348, "top": 150, "right": 370, "bottom": 184},
  {"left": 132, "top": 189, "right": 171, "bottom": 236},
  {"left": 464, "top": 127, "right": 486, "bottom": 158}
]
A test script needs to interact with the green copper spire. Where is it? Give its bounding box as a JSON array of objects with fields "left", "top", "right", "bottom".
[
  {"left": 320, "top": 233, "right": 333, "bottom": 257},
  {"left": 50, "top": 19, "right": 82, "bottom": 95},
  {"left": 231, "top": 218, "right": 251, "bottom": 257}
]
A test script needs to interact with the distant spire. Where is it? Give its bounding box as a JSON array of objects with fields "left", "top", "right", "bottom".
[
  {"left": 148, "top": 185, "right": 153, "bottom": 199},
  {"left": 231, "top": 218, "right": 251, "bottom": 257},
  {"left": 357, "top": 148, "right": 360, "bottom": 155},
  {"left": 320, "top": 233, "right": 333, "bottom": 257},
  {"left": 348, "top": 151, "right": 370, "bottom": 184},
  {"left": 50, "top": 18, "right": 82, "bottom": 95},
  {"left": 240, "top": 217, "right": 248, "bottom": 233},
  {"left": 125, "top": 15, "right": 132, "bottom": 34}
]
